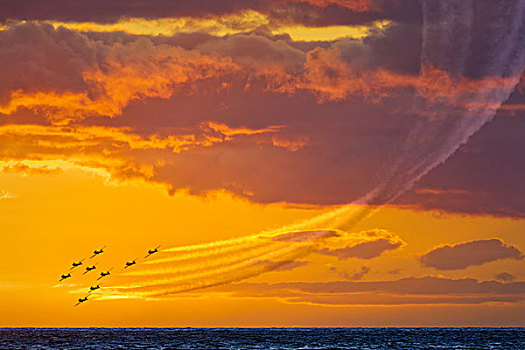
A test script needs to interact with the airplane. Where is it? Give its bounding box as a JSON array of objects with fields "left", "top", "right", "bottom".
[
  {"left": 144, "top": 245, "right": 161, "bottom": 258},
  {"left": 59, "top": 273, "right": 71, "bottom": 282},
  {"left": 89, "top": 285, "right": 100, "bottom": 292},
  {"left": 90, "top": 246, "right": 106, "bottom": 259},
  {"left": 124, "top": 260, "right": 137, "bottom": 268},
  {"left": 70, "top": 258, "right": 85, "bottom": 270},
  {"left": 97, "top": 269, "right": 112, "bottom": 280},
  {"left": 83, "top": 265, "right": 97, "bottom": 275},
  {"left": 75, "top": 296, "right": 88, "bottom": 307}
]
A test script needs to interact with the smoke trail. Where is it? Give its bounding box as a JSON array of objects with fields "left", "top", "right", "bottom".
[
  {"left": 96, "top": 0, "right": 524, "bottom": 299},
  {"left": 279, "top": 0, "right": 524, "bottom": 232},
  {"left": 93, "top": 229, "right": 401, "bottom": 299}
]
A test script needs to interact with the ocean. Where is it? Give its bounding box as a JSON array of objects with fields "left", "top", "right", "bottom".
[{"left": 0, "top": 328, "right": 523, "bottom": 349}]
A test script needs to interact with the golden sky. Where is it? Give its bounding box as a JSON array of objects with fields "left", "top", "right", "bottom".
[{"left": 0, "top": 0, "right": 524, "bottom": 326}]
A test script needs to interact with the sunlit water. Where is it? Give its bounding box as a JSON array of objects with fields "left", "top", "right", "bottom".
[{"left": 0, "top": 328, "right": 523, "bottom": 349}]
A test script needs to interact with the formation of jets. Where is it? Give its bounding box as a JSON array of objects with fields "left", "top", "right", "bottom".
[{"left": 58, "top": 245, "right": 161, "bottom": 306}]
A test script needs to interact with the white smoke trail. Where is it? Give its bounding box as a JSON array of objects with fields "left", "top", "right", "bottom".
[
  {"left": 94, "top": 228, "right": 401, "bottom": 298},
  {"left": 96, "top": 0, "right": 524, "bottom": 299}
]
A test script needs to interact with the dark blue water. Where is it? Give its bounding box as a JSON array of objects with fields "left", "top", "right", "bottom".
[{"left": 0, "top": 328, "right": 523, "bottom": 349}]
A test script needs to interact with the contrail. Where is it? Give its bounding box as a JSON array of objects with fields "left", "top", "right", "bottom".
[
  {"left": 96, "top": 0, "right": 524, "bottom": 300},
  {"left": 275, "top": 0, "right": 524, "bottom": 233},
  {"left": 90, "top": 230, "right": 333, "bottom": 298}
]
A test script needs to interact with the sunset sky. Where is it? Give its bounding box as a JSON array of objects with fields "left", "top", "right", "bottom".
[{"left": 0, "top": 0, "right": 524, "bottom": 327}]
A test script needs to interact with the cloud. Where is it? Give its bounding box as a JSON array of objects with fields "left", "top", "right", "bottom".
[
  {"left": 346, "top": 266, "right": 371, "bottom": 280},
  {"left": 319, "top": 229, "right": 405, "bottom": 259},
  {"left": 2, "top": 22, "right": 506, "bottom": 124},
  {"left": 255, "top": 259, "right": 310, "bottom": 271},
  {"left": 273, "top": 230, "right": 338, "bottom": 242},
  {"left": 420, "top": 239, "right": 524, "bottom": 270},
  {"left": 0, "top": 23, "right": 242, "bottom": 124},
  {"left": 0, "top": 17, "right": 522, "bottom": 220},
  {"left": 0, "top": 0, "right": 419, "bottom": 26},
  {"left": 494, "top": 273, "right": 517, "bottom": 283},
  {"left": 206, "top": 276, "right": 525, "bottom": 306},
  {"left": 1, "top": 162, "right": 63, "bottom": 175}
]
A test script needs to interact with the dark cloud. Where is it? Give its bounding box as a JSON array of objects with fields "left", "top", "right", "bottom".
[
  {"left": 328, "top": 265, "right": 371, "bottom": 280},
  {"left": 273, "top": 230, "right": 338, "bottom": 242},
  {"left": 213, "top": 276, "right": 525, "bottom": 305},
  {"left": 494, "top": 272, "right": 517, "bottom": 283},
  {"left": 1, "top": 20, "right": 524, "bottom": 220},
  {"left": 237, "top": 276, "right": 525, "bottom": 295},
  {"left": 346, "top": 266, "right": 370, "bottom": 280},
  {"left": 334, "top": 21, "right": 422, "bottom": 74},
  {"left": 256, "top": 259, "right": 310, "bottom": 271},
  {"left": 420, "top": 239, "right": 524, "bottom": 270},
  {"left": 321, "top": 237, "right": 403, "bottom": 260},
  {"left": 0, "top": 0, "right": 421, "bottom": 26},
  {"left": 0, "top": 0, "right": 254, "bottom": 23},
  {"left": 0, "top": 22, "right": 106, "bottom": 102},
  {"left": 196, "top": 33, "right": 306, "bottom": 71}
]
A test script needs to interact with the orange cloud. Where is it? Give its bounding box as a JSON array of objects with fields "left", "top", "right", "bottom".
[
  {"left": 498, "top": 104, "right": 525, "bottom": 112},
  {"left": 294, "top": 47, "right": 520, "bottom": 107},
  {"left": 271, "top": 135, "right": 309, "bottom": 151},
  {"left": 414, "top": 188, "right": 471, "bottom": 196},
  {"left": 206, "top": 122, "right": 283, "bottom": 138},
  {"left": 0, "top": 120, "right": 294, "bottom": 190},
  {"left": 0, "top": 162, "right": 63, "bottom": 175},
  {"left": 255, "top": 259, "right": 310, "bottom": 271}
]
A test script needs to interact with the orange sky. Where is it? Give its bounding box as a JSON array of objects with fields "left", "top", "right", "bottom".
[
  {"left": 0, "top": 167, "right": 523, "bottom": 326},
  {"left": 0, "top": 1, "right": 524, "bottom": 326}
]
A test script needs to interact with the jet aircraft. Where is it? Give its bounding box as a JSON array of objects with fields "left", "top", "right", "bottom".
[
  {"left": 70, "top": 259, "right": 85, "bottom": 270},
  {"left": 124, "top": 260, "right": 137, "bottom": 268},
  {"left": 97, "top": 269, "right": 112, "bottom": 280},
  {"left": 59, "top": 273, "right": 71, "bottom": 282},
  {"left": 75, "top": 297, "right": 88, "bottom": 306},
  {"left": 83, "top": 265, "right": 97, "bottom": 274},
  {"left": 144, "top": 245, "right": 161, "bottom": 258},
  {"left": 90, "top": 246, "right": 106, "bottom": 259},
  {"left": 89, "top": 285, "right": 100, "bottom": 292}
]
